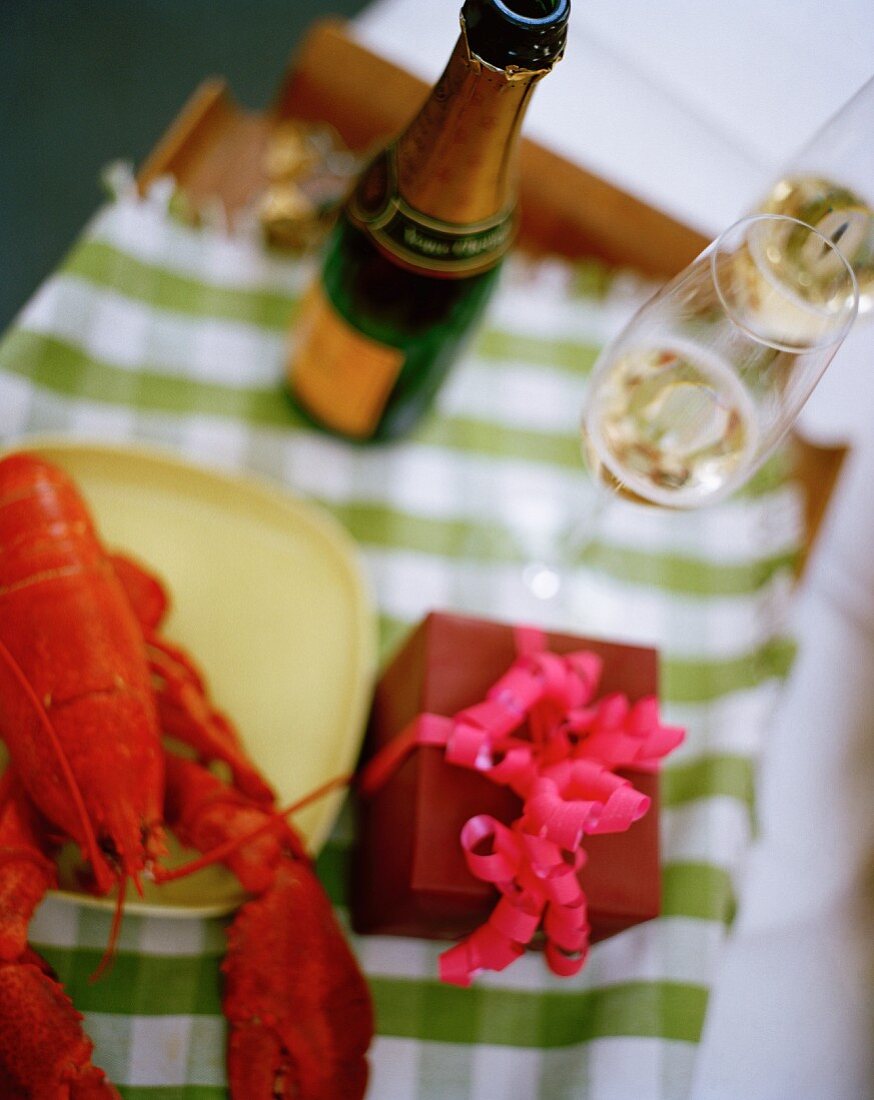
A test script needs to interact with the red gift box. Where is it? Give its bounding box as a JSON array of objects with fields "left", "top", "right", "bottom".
[{"left": 351, "top": 612, "right": 670, "bottom": 953}]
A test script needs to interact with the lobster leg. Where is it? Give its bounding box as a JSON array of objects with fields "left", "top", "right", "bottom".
[
  {"left": 147, "top": 640, "right": 275, "bottom": 805},
  {"left": 109, "top": 553, "right": 275, "bottom": 805},
  {"left": 0, "top": 948, "right": 121, "bottom": 1099},
  {"left": 163, "top": 754, "right": 374, "bottom": 1100},
  {"left": 162, "top": 752, "right": 297, "bottom": 893},
  {"left": 107, "top": 553, "right": 168, "bottom": 634}
]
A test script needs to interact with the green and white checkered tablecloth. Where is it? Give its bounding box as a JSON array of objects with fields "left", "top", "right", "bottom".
[{"left": 0, "top": 167, "right": 803, "bottom": 1099}]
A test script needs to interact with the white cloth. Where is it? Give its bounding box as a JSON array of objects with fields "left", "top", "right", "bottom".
[{"left": 691, "top": 431, "right": 874, "bottom": 1100}]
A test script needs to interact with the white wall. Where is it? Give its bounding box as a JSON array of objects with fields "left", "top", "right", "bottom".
[{"left": 353, "top": 0, "right": 874, "bottom": 236}]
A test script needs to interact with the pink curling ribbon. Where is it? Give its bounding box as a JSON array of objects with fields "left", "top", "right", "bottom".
[{"left": 357, "top": 626, "right": 684, "bottom": 987}]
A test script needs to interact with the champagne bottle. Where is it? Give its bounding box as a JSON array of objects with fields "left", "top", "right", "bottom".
[{"left": 286, "top": 0, "right": 570, "bottom": 442}]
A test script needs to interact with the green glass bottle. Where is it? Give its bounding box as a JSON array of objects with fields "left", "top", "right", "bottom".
[{"left": 286, "top": 0, "right": 570, "bottom": 442}]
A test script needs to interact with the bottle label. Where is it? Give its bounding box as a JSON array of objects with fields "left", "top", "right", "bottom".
[
  {"left": 348, "top": 146, "right": 516, "bottom": 277},
  {"left": 372, "top": 196, "right": 515, "bottom": 276},
  {"left": 287, "top": 283, "right": 405, "bottom": 440}
]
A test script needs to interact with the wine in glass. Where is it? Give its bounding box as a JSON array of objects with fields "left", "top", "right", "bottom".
[
  {"left": 581, "top": 214, "right": 858, "bottom": 508},
  {"left": 522, "top": 213, "right": 859, "bottom": 602},
  {"left": 755, "top": 74, "right": 874, "bottom": 315}
]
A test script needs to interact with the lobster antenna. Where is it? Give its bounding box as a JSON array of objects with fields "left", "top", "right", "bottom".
[
  {"left": 152, "top": 772, "right": 351, "bottom": 884},
  {"left": 90, "top": 875, "right": 127, "bottom": 983},
  {"left": 0, "top": 640, "right": 109, "bottom": 890}
]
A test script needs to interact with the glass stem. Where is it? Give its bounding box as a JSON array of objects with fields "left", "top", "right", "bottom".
[{"left": 521, "top": 483, "right": 611, "bottom": 601}]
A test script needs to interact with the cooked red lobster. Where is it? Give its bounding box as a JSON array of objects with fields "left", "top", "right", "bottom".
[{"left": 0, "top": 452, "right": 373, "bottom": 1098}]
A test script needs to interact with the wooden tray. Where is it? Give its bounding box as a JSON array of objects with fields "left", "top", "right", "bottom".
[{"left": 136, "top": 18, "right": 848, "bottom": 571}]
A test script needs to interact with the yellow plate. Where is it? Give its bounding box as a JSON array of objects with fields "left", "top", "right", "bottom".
[{"left": 3, "top": 438, "right": 377, "bottom": 917}]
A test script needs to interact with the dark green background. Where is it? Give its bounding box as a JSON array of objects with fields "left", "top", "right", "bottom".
[{"left": 0, "top": 1, "right": 372, "bottom": 332}]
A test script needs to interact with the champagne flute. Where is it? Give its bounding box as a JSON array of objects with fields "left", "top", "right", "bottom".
[
  {"left": 522, "top": 213, "right": 859, "bottom": 601},
  {"left": 755, "top": 74, "right": 874, "bottom": 315}
]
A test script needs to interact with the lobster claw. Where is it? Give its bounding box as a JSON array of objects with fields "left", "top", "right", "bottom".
[
  {"left": 0, "top": 771, "right": 57, "bottom": 961},
  {"left": 223, "top": 859, "right": 373, "bottom": 1100},
  {"left": 0, "top": 949, "right": 120, "bottom": 1098},
  {"left": 162, "top": 754, "right": 375, "bottom": 1099}
]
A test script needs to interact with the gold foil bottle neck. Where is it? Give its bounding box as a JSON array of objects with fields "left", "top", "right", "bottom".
[{"left": 382, "top": 30, "right": 544, "bottom": 229}]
